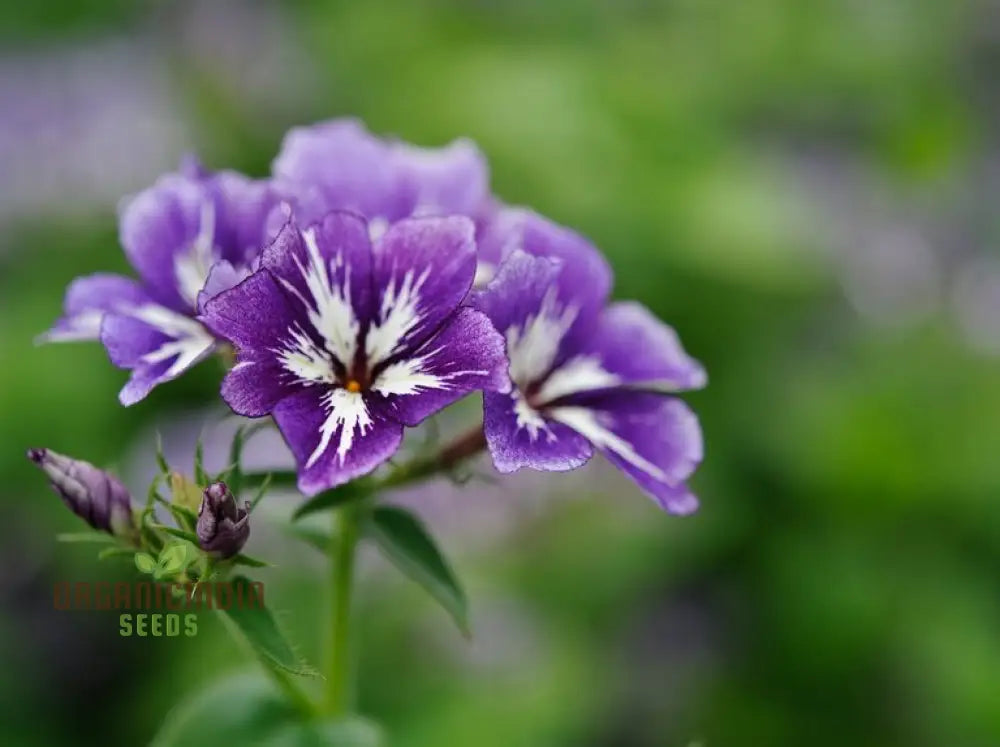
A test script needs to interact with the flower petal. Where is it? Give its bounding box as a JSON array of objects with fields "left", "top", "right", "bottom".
[
  {"left": 196, "top": 260, "right": 248, "bottom": 314},
  {"left": 482, "top": 390, "right": 594, "bottom": 473},
  {"left": 477, "top": 209, "right": 611, "bottom": 345},
  {"left": 548, "top": 391, "right": 702, "bottom": 514},
  {"left": 392, "top": 137, "right": 490, "bottom": 218},
  {"left": 101, "top": 305, "right": 215, "bottom": 405},
  {"left": 371, "top": 307, "right": 510, "bottom": 427},
  {"left": 272, "top": 118, "right": 411, "bottom": 224},
  {"left": 272, "top": 388, "right": 403, "bottom": 495},
  {"left": 535, "top": 302, "right": 707, "bottom": 403},
  {"left": 471, "top": 249, "right": 575, "bottom": 390},
  {"left": 366, "top": 216, "right": 477, "bottom": 367},
  {"left": 120, "top": 167, "right": 275, "bottom": 312},
  {"left": 41, "top": 273, "right": 152, "bottom": 342},
  {"left": 260, "top": 212, "right": 373, "bottom": 369},
  {"left": 202, "top": 270, "right": 308, "bottom": 416}
]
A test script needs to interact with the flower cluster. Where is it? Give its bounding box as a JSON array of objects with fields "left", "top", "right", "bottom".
[{"left": 43, "top": 119, "right": 706, "bottom": 512}]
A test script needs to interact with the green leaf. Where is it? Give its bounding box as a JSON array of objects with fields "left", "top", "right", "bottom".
[
  {"left": 160, "top": 527, "right": 199, "bottom": 544},
  {"left": 365, "top": 505, "right": 469, "bottom": 637},
  {"left": 154, "top": 432, "right": 170, "bottom": 476},
  {"left": 232, "top": 553, "right": 271, "bottom": 568},
  {"left": 249, "top": 472, "right": 272, "bottom": 512},
  {"left": 220, "top": 576, "right": 318, "bottom": 678},
  {"left": 98, "top": 547, "right": 136, "bottom": 561},
  {"left": 135, "top": 552, "right": 157, "bottom": 574},
  {"left": 286, "top": 524, "right": 333, "bottom": 554},
  {"left": 159, "top": 543, "right": 189, "bottom": 575},
  {"left": 245, "top": 470, "right": 297, "bottom": 490},
  {"left": 293, "top": 479, "right": 374, "bottom": 521},
  {"left": 158, "top": 497, "right": 199, "bottom": 533},
  {"left": 151, "top": 672, "right": 384, "bottom": 746},
  {"left": 56, "top": 532, "right": 114, "bottom": 544},
  {"left": 168, "top": 472, "right": 203, "bottom": 515},
  {"left": 224, "top": 422, "right": 269, "bottom": 497},
  {"left": 146, "top": 473, "right": 164, "bottom": 510},
  {"left": 193, "top": 435, "right": 208, "bottom": 486}
]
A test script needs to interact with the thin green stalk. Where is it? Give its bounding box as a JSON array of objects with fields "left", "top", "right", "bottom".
[{"left": 325, "top": 502, "right": 361, "bottom": 715}]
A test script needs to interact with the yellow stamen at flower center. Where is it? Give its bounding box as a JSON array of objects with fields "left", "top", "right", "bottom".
[{"left": 345, "top": 379, "right": 362, "bottom": 393}]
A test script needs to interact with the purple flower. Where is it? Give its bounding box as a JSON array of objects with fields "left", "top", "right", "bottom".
[
  {"left": 42, "top": 159, "right": 279, "bottom": 405},
  {"left": 196, "top": 482, "right": 250, "bottom": 558},
  {"left": 470, "top": 214, "right": 707, "bottom": 514},
  {"left": 271, "top": 118, "right": 491, "bottom": 242},
  {"left": 27, "top": 448, "right": 136, "bottom": 538},
  {"left": 201, "top": 210, "right": 510, "bottom": 496}
]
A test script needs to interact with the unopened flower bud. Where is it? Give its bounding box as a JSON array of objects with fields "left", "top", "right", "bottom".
[
  {"left": 27, "top": 448, "right": 135, "bottom": 539},
  {"left": 196, "top": 481, "right": 249, "bottom": 558}
]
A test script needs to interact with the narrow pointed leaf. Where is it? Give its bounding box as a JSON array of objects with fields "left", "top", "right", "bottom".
[
  {"left": 232, "top": 553, "right": 271, "bottom": 568},
  {"left": 154, "top": 432, "right": 170, "bottom": 476},
  {"left": 366, "top": 506, "right": 469, "bottom": 636},
  {"left": 56, "top": 532, "right": 114, "bottom": 544},
  {"left": 193, "top": 436, "right": 208, "bottom": 486},
  {"left": 249, "top": 473, "right": 272, "bottom": 512},
  {"left": 225, "top": 422, "right": 269, "bottom": 497},
  {"left": 160, "top": 527, "right": 199, "bottom": 544},
  {"left": 245, "top": 470, "right": 297, "bottom": 490},
  {"left": 220, "top": 576, "right": 318, "bottom": 678},
  {"left": 98, "top": 547, "right": 136, "bottom": 561},
  {"left": 286, "top": 524, "right": 333, "bottom": 554}
]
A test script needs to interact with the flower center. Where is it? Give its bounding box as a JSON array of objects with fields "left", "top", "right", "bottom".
[{"left": 345, "top": 379, "right": 362, "bottom": 393}]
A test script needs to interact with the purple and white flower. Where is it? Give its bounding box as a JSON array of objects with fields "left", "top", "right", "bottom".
[
  {"left": 271, "top": 118, "right": 492, "bottom": 244},
  {"left": 471, "top": 214, "right": 707, "bottom": 514},
  {"left": 42, "top": 159, "right": 279, "bottom": 404},
  {"left": 201, "top": 210, "right": 510, "bottom": 496}
]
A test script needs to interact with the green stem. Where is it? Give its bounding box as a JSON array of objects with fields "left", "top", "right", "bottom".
[
  {"left": 325, "top": 502, "right": 361, "bottom": 715},
  {"left": 245, "top": 427, "right": 488, "bottom": 499}
]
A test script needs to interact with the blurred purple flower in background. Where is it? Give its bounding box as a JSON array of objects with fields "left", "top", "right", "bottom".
[
  {"left": 0, "top": 0, "right": 316, "bottom": 239},
  {"left": 271, "top": 118, "right": 492, "bottom": 243}
]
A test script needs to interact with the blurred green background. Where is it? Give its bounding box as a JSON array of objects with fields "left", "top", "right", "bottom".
[{"left": 2, "top": 1, "right": 999, "bottom": 745}]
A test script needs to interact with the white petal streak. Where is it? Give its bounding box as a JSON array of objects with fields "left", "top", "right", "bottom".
[
  {"left": 505, "top": 288, "right": 577, "bottom": 388},
  {"left": 548, "top": 405, "right": 668, "bottom": 482},
  {"left": 512, "top": 392, "right": 552, "bottom": 442},
  {"left": 130, "top": 304, "right": 215, "bottom": 378},
  {"left": 535, "top": 355, "right": 620, "bottom": 404},
  {"left": 42, "top": 309, "right": 105, "bottom": 341},
  {"left": 280, "top": 227, "right": 360, "bottom": 366},
  {"left": 174, "top": 201, "right": 218, "bottom": 309},
  {"left": 365, "top": 265, "right": 431, "bottom": 365},
  {"left": 308, "top": 389, "right": 373, "bottom": 468},
  {"left": 372, "top": 347, "right": 487, "bottom": 397},
  {"left": 274, "top": 324, "right": 335, "bottom": 385},
  {"left": 472, "top": 260, "right": 496, "bottom": 288}
]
